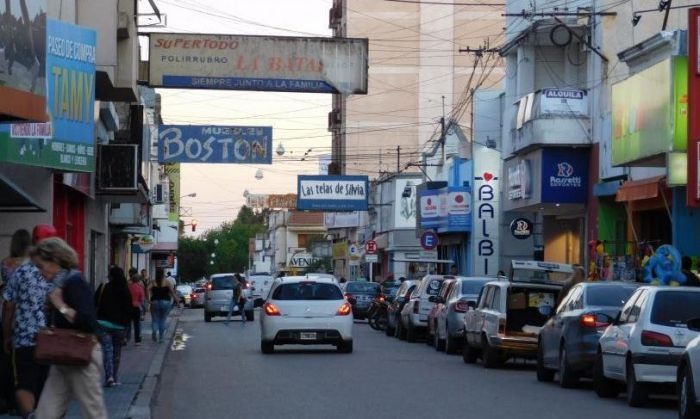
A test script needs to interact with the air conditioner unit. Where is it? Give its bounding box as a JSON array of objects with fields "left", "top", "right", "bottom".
[{"left": 97, "top": 144, "right": 139, "bottom": 192}]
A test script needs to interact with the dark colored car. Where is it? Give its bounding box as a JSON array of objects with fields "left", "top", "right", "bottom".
[
  {"left": 537, "top": 281, "right": 638, "bottom": 387},
  {"left": 345, "top": 281, "right": 381, "bottom": 319},
  {"left": 386, "top": 280, "right": 420, "bottom": 337}
]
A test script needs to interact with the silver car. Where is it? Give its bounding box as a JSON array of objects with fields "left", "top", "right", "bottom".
[
  {"left": 433, "top": 277, "right": 492, "bottom": 354},
  {"left": 204, "top": 273, "right": 254, "bottom": 322}
]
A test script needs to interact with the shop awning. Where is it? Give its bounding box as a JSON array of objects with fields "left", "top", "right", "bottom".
[
  {"left": 593, "top": 179, "right": 624, "bottom": 197},
  {"left": 615, "top": 175, "right": 666, "bottom": 202},
  {"left": 0, "top": 173, "right": 45, "bottom": 212}
]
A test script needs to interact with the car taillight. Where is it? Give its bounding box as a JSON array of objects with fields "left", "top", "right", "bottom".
[
  {"left": 454, "top": 301, "right": 468, "bottom": 313},
  {"left": 337, "top": 302, "right": 352, "bottom": 316},
  {"left": 263, "top": 303, "right": 281, "bottom": 316},
  {"left": 580, "top": 313, "right": 610, "bottom": 328},
  {"left": 378, "top": 295, "right": 385, "bottom": 303},
  {"left": 641, "top": 330, "right": 673, "bottom": 347},
  {"left": 206, "top": 283, "right": 212, "bottom": 290}
]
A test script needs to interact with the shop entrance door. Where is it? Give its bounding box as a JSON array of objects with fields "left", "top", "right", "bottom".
[{"left": 544, "top": 217, "right": 583, "bottom": 265}]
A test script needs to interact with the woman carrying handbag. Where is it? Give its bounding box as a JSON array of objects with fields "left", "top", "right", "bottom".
[{"left": 31, "top": 238, "right": 107, "bottom": 419}]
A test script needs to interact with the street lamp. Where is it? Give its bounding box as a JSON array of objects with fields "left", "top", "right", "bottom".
[
  {"left": 255, "top": 169, "right": 264, "bottom": 180},
  {"left": 276, "top": 143, "right": 286, "bottom": 156},
  {"left": 180, "top": 192, "right": 197, "bottom": 198}
]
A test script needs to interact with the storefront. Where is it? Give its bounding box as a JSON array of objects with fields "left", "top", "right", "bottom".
[{"left": 503, "top": 147, "right": 590, "bottom": 265}]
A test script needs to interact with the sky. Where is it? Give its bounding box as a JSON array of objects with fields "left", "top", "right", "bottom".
[{"left": 139, "top": 0, "right": 334, "bottom": 235}]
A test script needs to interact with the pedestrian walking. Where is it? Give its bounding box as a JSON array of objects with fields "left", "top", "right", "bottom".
[
  {"left": 140, "top": 269, "right": 150, "bottom": 320},
  {"left": 2, "top": 225, "right": 57, "bottom": 419},
  {"left": 149, "top": 268, "right": 176, "bottom": 343},
  {"left": 31, "top": 237, "right": 107, "bottom": 419},
  {"left": 127, "top": 271, "right": 145, "bottom": 345},
  {"left": 165, "top": 271, "right": 176, "bottom": 288},
  {"left": 0, "top": 229, "right": 30, "bottom": 413},
  {"left": 225, "top": 274, "right": 246, "bottom": 325},
  {"left": 95, "top": 266, "right": 132, "bottom": 387}
]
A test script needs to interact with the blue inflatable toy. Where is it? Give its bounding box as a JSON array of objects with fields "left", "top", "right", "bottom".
[{"left": 643, "top": 245, "right": 685, "bottom": 286}]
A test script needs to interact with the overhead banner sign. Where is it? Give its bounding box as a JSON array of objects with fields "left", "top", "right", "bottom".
[
  {"left": 148, "top": 33, "right": 368, "bottom": 94},
  {"left": 246, "top": 193, "right": 297, "bottom": 209},
  {"left": 0, "top": 19, "right": 96, "bottom": 172},
  {"left": 540, "top": 88, "right": 588, "bottom": 116},
  {"left": 297, "top": 175, "right": 368, "bottom": 211},
  {"left": 158, "top": 125, "right": 272, "bottom": 164}
]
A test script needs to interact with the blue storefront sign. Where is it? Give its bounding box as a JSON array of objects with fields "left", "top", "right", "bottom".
[
  {"left": 419, "top": 189, "right": 440, "bottom": 229},
  {"left": 158, "top": 125, "right": 273, "bottom": 164},
  {"left": 541, "top": 148, "right": 589, "bottom": 203},
  {"left": 419, "top": 186, "right": 472, "bottom": 232},
  {"left": 297, "top": 175, "right": 368, "bottom": 211}
]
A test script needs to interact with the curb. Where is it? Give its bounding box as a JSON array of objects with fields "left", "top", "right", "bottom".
[{"left": 126, "top": 310, "right": 181, "bottom": 419}]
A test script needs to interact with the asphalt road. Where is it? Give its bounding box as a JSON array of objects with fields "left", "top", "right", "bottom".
[{"left": 153, "top": 309, "right": 676, "bottom": 419}]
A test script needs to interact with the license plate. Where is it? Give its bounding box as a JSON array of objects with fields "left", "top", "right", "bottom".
[{"left": 300, "top": 332, "right": 317, "bottom": 340}]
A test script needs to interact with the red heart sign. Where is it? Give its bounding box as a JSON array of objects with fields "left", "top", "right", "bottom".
[{"left": 483, "top": 172, "right": 493, "bottom": 182}]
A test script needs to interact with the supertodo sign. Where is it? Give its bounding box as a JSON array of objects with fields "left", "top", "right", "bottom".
[
  {"left": 420, "top": 231, "right": 438, "bottom": 250},
  {"left": 365, "top": 240, "right": 377, "bottom": 254}
]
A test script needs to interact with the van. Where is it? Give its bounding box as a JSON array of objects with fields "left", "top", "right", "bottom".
[
  {"left": 399, "top": 275, "right": 451, "bottom": 342},
  {"left": 204, "top": 273, "right": 254, "bottom": 322}
]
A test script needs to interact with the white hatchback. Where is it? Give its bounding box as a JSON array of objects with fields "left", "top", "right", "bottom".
[
  {"left": 594, "top": 286, "right": 700, "bottom": 407},
  {"left": 260, "top": 276, "right": 353, "bottom": 354}
]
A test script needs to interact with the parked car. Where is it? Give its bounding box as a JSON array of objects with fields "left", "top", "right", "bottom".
[
  {"left": 176, "top": 285, "right": 193, "bottom": 307},
  {"left": 677, "top": 318, "right": 700, "bottom": 419},
  {"left": 433, "top": 277, "right": 492, "bottom": 354},
  {"left": 399, "top": 275, "right": 451, "bottom": 342},
  {"left": 344, "top": 281, "right": 381, "bottom": 319},
  {"left": 537, "top": 282, "right": 638, "bottom": 388},
  {"left": 427, "top": 279, "right": 457, "bottom": 347},
  {"left": 190, "top": 287, "right": 206, "bottom": 308},
  {"left": 463, "top": 261, "right": 572, "bottom": 368},
  {"left": 594, "top": 286, "right": 700, "bottom": 406},
  {"left": 204, "top": 273, "right": 254, "bottom": 323},
  {"left": 386, "top": 280, "right": 420, "bottom": 337},
  {"left": 248, "top": 274, "right": 274, "bottom": 300},
  {"left": 259, "top": 275, "right": 353, "bottom": 354}
]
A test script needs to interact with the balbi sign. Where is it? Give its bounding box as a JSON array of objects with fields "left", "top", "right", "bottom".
[{"left": 472, "top": 147, "right": 501, "bottom": 276}]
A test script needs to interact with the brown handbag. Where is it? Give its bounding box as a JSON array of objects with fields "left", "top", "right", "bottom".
[{"left": 34, "top": 327, "right": 97, "bottom": 367}]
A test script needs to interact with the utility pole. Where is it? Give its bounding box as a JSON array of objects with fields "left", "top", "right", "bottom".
[{"left": 396, "top": 145, "right": 400, "bottom": 173}]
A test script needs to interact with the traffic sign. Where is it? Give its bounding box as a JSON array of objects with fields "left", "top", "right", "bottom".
[
  {"left": 365, "top": 240, "right": 377, "bottom": 254},
  {"left": 365, "top": 254, "right": 378, "bottom": 263},
  {"left": 420, "top": 231, "right": 439, "bottom": 250}
]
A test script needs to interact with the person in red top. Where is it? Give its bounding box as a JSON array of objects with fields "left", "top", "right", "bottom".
[{"left": 127, "top": 273, "right": 145, "bottom": 345}]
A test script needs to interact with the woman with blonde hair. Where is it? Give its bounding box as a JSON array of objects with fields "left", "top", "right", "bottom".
[{"left": 30, "top": 238, "right": 107, "bottom": 419}]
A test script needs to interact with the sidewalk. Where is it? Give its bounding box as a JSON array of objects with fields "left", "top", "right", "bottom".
[{"left": 0, "top": 310, "right": 179, "bottom": 419}]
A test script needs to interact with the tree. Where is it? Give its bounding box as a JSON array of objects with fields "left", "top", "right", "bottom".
[{"left": 176, "top": 206, "right": 267, "bottom": 279}]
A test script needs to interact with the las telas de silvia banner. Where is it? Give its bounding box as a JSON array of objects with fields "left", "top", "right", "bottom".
[
  {"left": 158, "top": 125, "right": 272, "bottom": 164},
  {"left": 0, "top": 19, "right": 96, "bottom": 172},
  {"left": 148, "top": 34, "right": 368, "bottom": 94},
  {"left": 297, "top": 175, "right": 368, "bottom": 211}
]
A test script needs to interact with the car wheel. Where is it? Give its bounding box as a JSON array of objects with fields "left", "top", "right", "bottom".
[
  {"left": 559, "top": 347, "right": 579, "bottom": 388},
  {"left": 246, "top": 311, "right": 254, "bottom": 321},
  {"left": 679, "top": 363, "right": 700, "bottom": 419},
  {"left": 260, "top": 341, "right": 274, "bottom": 354},
  {"left": 463, "top": 340, "right": 479, "bottom": 364},
  {"left": 397, "top": 321, "right": 406, "bottom": 340},
  {"left": 536, "top": 340, "right": 555, "bottom": 382},
  {"left": 626, "top": 357, "right": 649, "bottom": 407},
  {"left": 482, "top": 335, "right": 501, "bottom": 369},
  {"left": 337, "top": 340, "right": 353, "bottom": 353},
  {"left": 445, "top": 335, "right": 459, "bottom": 355},
  {"left": 385, "top": 324, "right": 395, "bottom": 337},
  {"left": 593, "top": 350, "right": 619, "bottom": 398},
  {"left": 204, "top": 312, "right": 212, "bottom": 323},
  {"left": 406, "top": 322, "right": 417, "bottom": 343}
]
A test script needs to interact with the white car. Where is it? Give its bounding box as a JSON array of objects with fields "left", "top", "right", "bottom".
[
  {"left": 260, "top": 276, "right": 353, "bottom": 354},
  {"left": 247, "top": 274, "right": 274, "bottom": 300},
  {"left": 399, "top": 275, "right": 449, "bottom": 342},
  {"left": 678, "top": 318, "right": 700, "bottom": 419},
  {"left": 594, "top": 286, "right": 700, "bottom": 407}
]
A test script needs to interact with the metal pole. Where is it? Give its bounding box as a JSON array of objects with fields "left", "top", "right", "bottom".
[
  {"left": 396, "top": 146, "right": 400, "bottom": 173},
  {"left": 369, "top": 262, "right": 373, "bottom": 282}
]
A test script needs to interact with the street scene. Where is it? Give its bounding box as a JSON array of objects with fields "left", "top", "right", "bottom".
[{"left": 2, "top": 0, "right": 700, "bottom": 419}]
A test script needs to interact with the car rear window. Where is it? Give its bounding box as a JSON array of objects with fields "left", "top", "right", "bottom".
[
  {"left": 586, "top": 285, "right": 636, "bottom": 307},
  {"left": 346, "top": 282, "right": 380, "bottom": 294},
  {"left": 462, "top": 280, "right": 489, "bottom": 295},
  {"left": 424, "top": 279, "right": 444, "bottom": 296},
  {"left": 651, "top": 291, "right": 700, "bottom": 327},
  {"left": 272, "top": 282, "right": 343, "bottom": 300},
  {"left": 211, "top": 276, "right": 235, "bottom": 290}
]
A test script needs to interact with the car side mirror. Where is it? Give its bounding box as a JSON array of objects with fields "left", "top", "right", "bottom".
[
  {"left": 688, "top": 318, "right": 700, "bottom": 332},
  {"left": 612, "top": 310, "right": 621, "bottom": 326},
  {"left": 428, "top": 296, "right": 437, "bottom": 303},
  {"left": 253, "top": 298, "right": 264, "bottom": 308}
]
